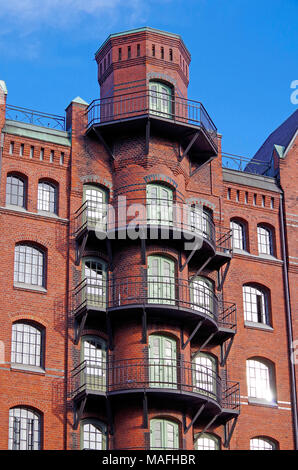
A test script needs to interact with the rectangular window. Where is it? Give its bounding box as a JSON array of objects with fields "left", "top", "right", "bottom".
[
  {"left": 270, "top": 197, "right": 274, "bottom": 209},
  {"left": 30, "top": 146, "right": 34, "bottom": 158},
  {"left": 50, "top": 150, "right": 54, "bottom": 163},
  {"left": 9, "top": 142, "right": 14, "bottom": 154},
  {"left": 40, "top": 148, "right": 44, "bottom": 161},
  {"left": 245, "top": 191, "right": 248, "bottom": 204},
  {"left": 227, "top": 188, "right": 231, "bottom": 200},
  {"left": 60, "top": 152, "right": 64, "bottom": 165},
  {"left": 152, "top": 44, "right": 155, "bottom": 57},
  {"left": 253, "top": 194, "right": 257, "bottom": 205},
  {"left": 169, "top": 49, "right": 173, "bottom": 61},
  {"left": 236, "top": 190, "right": 240, "bottom": 202},
  {"left": 161, "top": 47, "right": 164, "bottom": 59},
  {"left": 19, "top": 144, "right": 24, "bottom": 157},
  {"left": 262, "top": 195, "right": 265, "bottom": 207},
  {"left": 137, "top": 44, "right": 140, "bottom": 56},
  {"left": 127, "top": 46, "right": 131, "bottom": 59},
  {"left": 118, "top": 48, "right": 122, "bottom": 61}
]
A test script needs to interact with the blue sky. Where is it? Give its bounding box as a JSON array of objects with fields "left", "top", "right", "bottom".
[{"left": 1, "top": 0, "right": 297, "bottom": 158}]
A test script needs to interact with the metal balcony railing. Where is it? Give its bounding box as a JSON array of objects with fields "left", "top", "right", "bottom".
[
  {"left": 86, "top": 89, "right": 218, "bottom": 149},
  {"left": 74, "top": 198, "right": 216, "bottom": 245},
  {"left": 70, "top": 358, "right": 240, "bottom": 413},
  {"left": 73, "top": 275, "right": 237, "bottom": 330},
  {"left": 6, "top": 104, "right": 66, "bottom": 130}
]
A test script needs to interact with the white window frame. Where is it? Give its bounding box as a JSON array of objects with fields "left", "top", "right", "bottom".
[
  {"left": 257, "top": 225, "right": 273, "bottom": 255},
  {"left": 230, "top": 220, "right": 246, "bottom": 250},
  {"left": 14, "top": 244, "right": 45, "bottom": 288},
  {"left": 195, "top": 432, "right": 220, "bottom": 450},
  {"left": 243, "top": 285, "right": 269, "bottom": 325},
  {"left": 250, "top": 437, "right": 277, "bottom": 450},
  {"left": 246, "top": 359, "right": 275, "bottom": 404},
  {"left": 11, "top": 322, "right": 43, "bottom": 368},
  {"left": 38, "top": 181, "right": 57, "bottom": 214},
  {"left": 9, "top": 407, "right": 41, "bottom": 450},
  {"left": 80, "top": 419, "right": 107, "bottom": 450}
]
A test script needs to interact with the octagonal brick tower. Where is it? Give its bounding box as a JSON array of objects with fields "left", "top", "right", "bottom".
[{"left": 69, "top": 27, "right": 239, "bottom": 451}]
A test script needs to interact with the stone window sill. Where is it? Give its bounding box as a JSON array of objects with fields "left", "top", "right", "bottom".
[
  {"left": 248, "top": 398, "right": 278, "bottom": 408},
  {"left": 13, "top": 283, "right": 47, "bottom": 294},
  {"left": 10, "top": 363, "right": 45, "bottom": 375},
  {"left": 244, "top": 321, "right": 274, "bottom": 332}
]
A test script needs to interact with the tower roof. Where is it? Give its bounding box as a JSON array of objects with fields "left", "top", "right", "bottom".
[{"left": 95, "top": 26, "right": 190, "bottom": 58}]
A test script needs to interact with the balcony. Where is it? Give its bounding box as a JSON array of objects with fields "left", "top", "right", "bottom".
[
  {"left": 73, "top": 199, "right": 232, "bottom": 268},
  {"left": 73, "top": 275, "right": 237, "bottom": 344},
  {"left": 86, "top": 89, "right": 218, "bottom": 164},
  {"left": 70, "top": 358, "right": 240, "bottom": 424}
]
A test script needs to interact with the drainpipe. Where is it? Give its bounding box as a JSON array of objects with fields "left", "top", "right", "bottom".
[{"left": 279, "top": 191, "right": 298, "bottom": 450}]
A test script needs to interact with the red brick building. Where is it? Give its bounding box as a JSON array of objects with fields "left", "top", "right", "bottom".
[{"left": 0, "top": 27, "right": 297, "bottom": 451}]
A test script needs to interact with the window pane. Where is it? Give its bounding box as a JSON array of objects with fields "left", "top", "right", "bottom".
[
  {"left": 11, "top": 323, "right": 42, "bottom": 367},
  {"left": 250, "top": 437, "right": 275, "bottom": 450},
  {"left": 82, "top": 422, "right": 105, "bottom": 450},
  {"left": 195, "top": 433, "right": 220, "bottom": 450},
  {"left": 243, "top": 285, "right": 267, "bottom": 324},
  {"left": 6, "top": 176, "right": 25, "bottom": 207},
  {"left": 9, "top": 407, "right": 41, "bottom": 450},
  {"left": 246, "top": 360, "right": 273, "bottom": 401},
  {"left": 257, "top": 226, "right": 272, "bottom": 255},
  {"left": 14, "top": 245, "right": 45, "bottom": 287},
  {"left": 231, "top": 221, "right": 245, "bottom": 250},
  {"left": 38, "top": 182, "right": 57, "bottom": 213}
]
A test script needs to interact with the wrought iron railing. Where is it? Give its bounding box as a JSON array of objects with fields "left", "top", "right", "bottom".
[
  {"left": 74, "top": 198, "right": 216, "bottom": 246},
  {"left": 86, "top": 89, "right": 217, "bottom": 149},
  {"left": 73, "top": 275, "right": 237, "bottom": 330},
  {"left": 70, "top": 358, "right": 240, "bottom": 413},
  {"left": 222, "top": 152, "right": 273, "bottom": 176},
  {"left": 6, "top": 104, "right": 66, "bottom": 130},
  {"left": 215, "top": 226, "right": 233, "bottom": 254}
]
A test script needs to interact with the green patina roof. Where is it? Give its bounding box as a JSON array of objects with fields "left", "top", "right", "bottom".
[
  {"left": 3, "top": 119, "right": 71, "bottom": 147},
  {"left": 0, "top": 80, "right": 8, "bottom": 95},
  {"left": 274, "top": 144, "right": 285, "bottom": 159},
  {"left": 95, "top": 26, "right": 189, "bottom": 57},
  {"left": 72, "top": 96, "right": 89, "bottom": 106}
]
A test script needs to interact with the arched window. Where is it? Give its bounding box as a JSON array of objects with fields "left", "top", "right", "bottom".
[
  {"left": 146, "top": 183, "right": 173, "bottom": 225},
  {"left": 243, "top": 284, "right": 270, "bottom": 325},
  {"left": 246, "top": 358, "right": 276, "bottom": 403},
  {"left": 257, "top": 225, "right": 274, "bottom": 255},
  {"left": 230, "top": 219, "right": 247, "bottom": 250},
  {"left": 190, "top": 276, "right": 214, "bottom": 317},
  {"left": 147, "top": 255, "right": 175, "bottom": 305},
  {"left": 82, "top": 257, "right": 107, "bottom": 309},
  {"left": 81, "top": 336, "right": 107, "bottom": 392},
  {"left": 11, "top": 322, "right": 43, "bottom": 368},
  {"left": 83, "top": 184, "right": 108, "bottom": 231},
  {"left": 149, "top": 81, "right": 173, "bottom": 117},
  {"left": 194, "top": 432, "right": 220, "bottom": 450},
  {"left": 192, "top": 352, "right": 218, "bottom": 399},
  {"left": 9, "top": 407, "right": 42, "bottom": 450},
  {"left": 14, "top": 244, "right": 46, "bottom": 288},
  {"left": 6, "top": 174, "right": 26, "bottom": 208},
  {"left": 38, "top": 181, "right": 58, "bottom": 214},
  {"left": 250, "top": 436, "right": 277, "bottom": 450},
  {"left": 80, "top": 419, "right": 107, "bottom": 450},
  {"left": 149, "top": 334, "right": 177, "bottom": 389},
  {"left": 150, "top": 418, "right": 179, "bottom": 449},
  {"left": 190, "top": 205, "right": 213, "bottom": 242}
]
